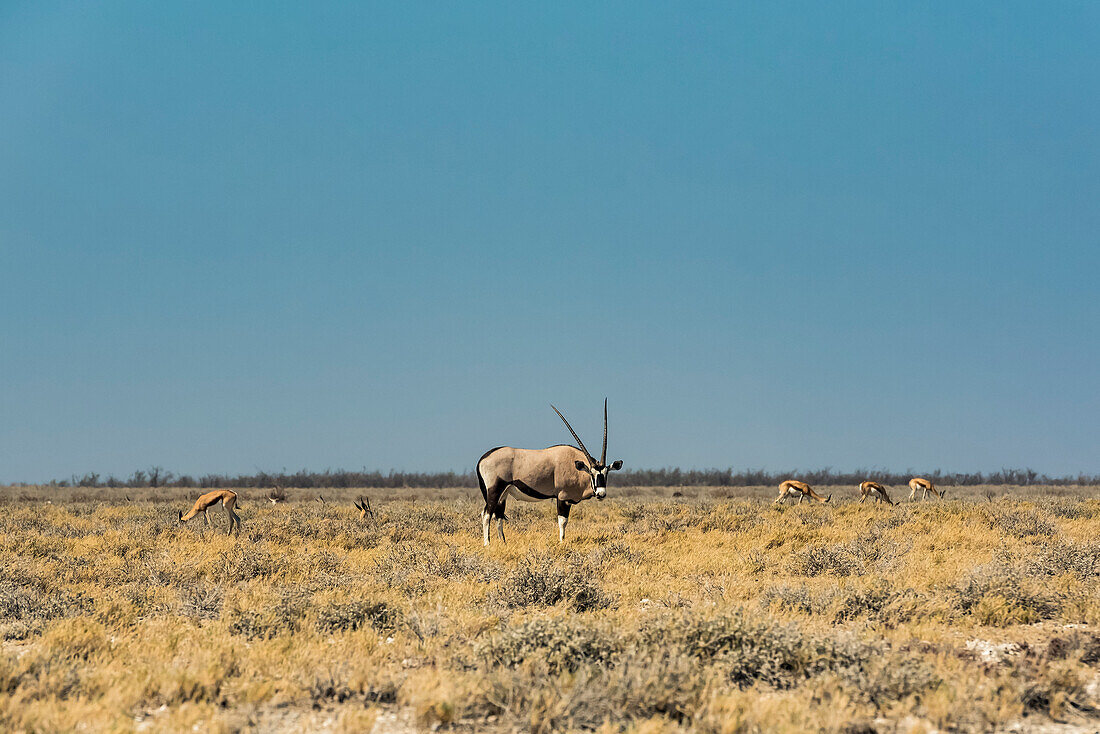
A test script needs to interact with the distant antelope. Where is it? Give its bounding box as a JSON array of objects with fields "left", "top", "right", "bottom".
[
  {"left": 477, "top": 400, "right": 623, "bottom": 545},
  {"left": 774, "top": 480, "right": 831, "bottom": 505},
  {"left": 908, "top": 477, "right": 945, "bottom": 501},
  {"left": 858, "top": 481, "right": 894, "bottom": 505},
  {"left": 178, "top": 489, "right": 241, "bottom": 535},
  {"left": 354, "top": 496, "right": 374, "bottom": 521}
]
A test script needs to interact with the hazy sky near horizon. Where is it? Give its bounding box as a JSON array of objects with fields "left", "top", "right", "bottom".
[{"left": 2, "top": 2, "right": 1099, "bottom": 482}]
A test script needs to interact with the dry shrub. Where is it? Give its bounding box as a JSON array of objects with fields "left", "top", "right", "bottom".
[
  {"left": 0, "top": 581, "right": 92, "bottom": 625},
  {"left": 479, "top": 617, "right": 621, "bottom": 673},
  {"left": 761, "top": 582, "right": 923, "bottom": 627},
  {"left": 223, "top": 588, "right": 310, "bottom": 639},
  {"left": 374, "top": 542, "right": 500, "bottom": 585},
  {"left": 314, "top": 599, "right": 399, "bottom": 634},
  {"left": 305, "top": 667, "right": 399, "bottom": 706},
  {"left": 983, "top": 507, "right": 1057, "bottom": 538},
  {"left": 177, "top": 584, "right": 224, "bottom": 621},
  {"left": 489, "top": 559, "right": 615, "bottom": 612},
  {"left": 473, "top": 612, "right": 939, "bottom": 732},
  {"left": 1043, "top": 499, "right": 1093, "bottom": 520},
  {"left": 640, "top": 612, "right": 869, "bottom": 689},
  {"left": 839, "top": 655, "right": 940, "bottom": 707},
  {"left": 759, "top": 584, "right": 819, "bottom": 616},
  {"left": 219, "top": 547, "right": 285, "bottom": 580},
  {"left": 1018, "top": 540, "right": 1100, "bottom": 579},
  {"left": 586, "top": 540, "right": 643, "bottom": 567},
  {"left": 402, "top": 506, "right": 460, "bottom": 535},
  {"left": 949, "top": 564, "right": 1061, "bottom": 625},
  {"left": 788, "top": 532, "right": 903, "bottom": 578},
  {"left": 789, "top": 543, "right": 862, "bottom": 577}
]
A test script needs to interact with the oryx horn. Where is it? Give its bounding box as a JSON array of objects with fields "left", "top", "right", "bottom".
[
  {"left": 551, "top": 404, "right": 595, "bottom": 465},
  {"left": 601, "top": 397, "right": 607, "bottom": 465}
]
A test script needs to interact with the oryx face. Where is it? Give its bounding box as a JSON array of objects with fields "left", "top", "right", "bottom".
[
  {"left": 574, "top": 459, "right": 624, "bottom": 500},
  {"left": 553, "top": 399, "right": 623, "bottom": 502}
]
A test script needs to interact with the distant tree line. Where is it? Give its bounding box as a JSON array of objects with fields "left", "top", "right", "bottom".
[{"left": 23, "top": 465, "right": 1100, "bottom": 489}]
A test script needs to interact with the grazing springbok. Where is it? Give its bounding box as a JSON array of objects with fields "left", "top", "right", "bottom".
[
  {"left": 908, "top": 477, "right": 945, "bottom": 501},
  {"left": 858, "top": 481, "right": 894, "bottom": 505},
  {"left": 476, "top": 400, "right": 623, "bottom": 545},
  {"left": 354, "top": 496, "right": 375, "bottom": 521},
  {"left": 774, "top": 480, "right": 831, "bottom": 505},
  {"left": 178, "top": 489, "right": 241, "bottom": 535}
]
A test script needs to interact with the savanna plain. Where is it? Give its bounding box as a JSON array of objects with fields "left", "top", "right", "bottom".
[{"left": 3, "top": 485, "right": 1100, "bottom": 733}]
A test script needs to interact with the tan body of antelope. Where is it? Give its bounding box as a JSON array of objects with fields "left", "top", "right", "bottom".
[
  {"left": 908, "top": 477, "right": 944, "bottom": 501},
  {"left": 774, "top": 480, "right": 831, "bottom": 505},
  {"left": 858, "top": 481, "right": 894, "bottom": 505},
  {"left": 477, "top": 401, "right": 623, "bottom": 545},
  {"left": 178, "top": 489, "right": 241, "bottom": 535}
]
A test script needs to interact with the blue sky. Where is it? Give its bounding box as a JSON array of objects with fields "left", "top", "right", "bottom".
[{"left": 2, "top": 2, "right": 1098, "bottom": 482}]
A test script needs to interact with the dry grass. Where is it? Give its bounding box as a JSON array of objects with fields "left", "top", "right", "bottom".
[{"left": 3, "top": 485, "right": 1100, "bottom": 732}]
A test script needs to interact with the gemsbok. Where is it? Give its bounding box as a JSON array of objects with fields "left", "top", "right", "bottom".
[
  {"left": 774, "top": 480, "right": 831, "bottom": 505},
  {"left": 908, "top": 477, "right": 945, "bottom": 501},
  {"left": 858, "top": 481, "right": 894, "bottom": 505},
  {"left": 178, "top": 489, "right": 241, "bottom": 535},
  {"left": 476, "top": 400, "right": 623, "bottom": 545}
]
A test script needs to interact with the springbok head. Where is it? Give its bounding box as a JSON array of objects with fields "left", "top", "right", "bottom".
[{"left": 551, "top": 399, "right": 623, "bottom": 501}]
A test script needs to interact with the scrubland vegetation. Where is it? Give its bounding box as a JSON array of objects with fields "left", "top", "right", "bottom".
[
  {"left": 30, "top": 466, "right": 1098, "bottom": 490},
  {"left": 3, "top": 485, "right": 1100, "bottom": 732}
]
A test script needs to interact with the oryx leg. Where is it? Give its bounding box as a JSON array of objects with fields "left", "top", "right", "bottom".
[
  {"left": 859, "top": 493, "right": 867, "bottom": 504},
  {"left": 798, "top": 493, "right": 805, "bottom": 505},
  {"left": 494, "top": 489, "right": 509, "bottom": 544},
  {"left": 482, "top": 481, "right": 508, "bottom": 546},
  {"left": 556, "top": 499, "right": 572, "bottom": 543}
]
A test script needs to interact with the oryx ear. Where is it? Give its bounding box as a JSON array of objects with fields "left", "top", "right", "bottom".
[
  {"left": 610, "top": 460, "right": 623, "bottom": 471},
  {"left": 575, "top": 460, "right": 588, "bottom": 472}
]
